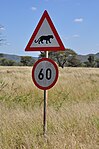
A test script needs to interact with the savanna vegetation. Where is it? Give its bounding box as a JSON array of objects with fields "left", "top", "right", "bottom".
[
  {"left": 0, "top": 55, "right": 36, "bottom": 66},
  {"left": 0, "top": 66, "right": 99, "bottom": 149},
  {"left": 39, "top": 51, "right": 99, "bottom": 68},
  {"left": 0, "top": 50, "right": 99, "bottom": 67}
]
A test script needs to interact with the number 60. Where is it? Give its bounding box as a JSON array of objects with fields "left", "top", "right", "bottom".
[{"left": 38, "top": 68, "right": 52, "bottom": 80}]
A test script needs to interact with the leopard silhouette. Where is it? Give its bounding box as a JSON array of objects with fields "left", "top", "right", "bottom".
[{"left": 34, "top": 35, "right": 54, "bottom": 44}]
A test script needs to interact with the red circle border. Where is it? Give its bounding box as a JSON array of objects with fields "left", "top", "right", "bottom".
[{"left": 32, "top": 58, "right": 59, "bottom": 90}]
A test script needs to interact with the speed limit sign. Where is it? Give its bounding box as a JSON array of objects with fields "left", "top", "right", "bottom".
[{"left": 32, "top": 58, "right": 58, "bottom": 90}]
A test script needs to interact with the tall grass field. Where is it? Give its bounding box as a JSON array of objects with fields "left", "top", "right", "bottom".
[{"left": 0, "top": 66, "right": 99, "bottom": 149}]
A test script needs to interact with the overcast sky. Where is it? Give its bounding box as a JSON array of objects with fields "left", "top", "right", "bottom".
[{"left": 0, "top": 0, "right": 99, "bottom": 56}]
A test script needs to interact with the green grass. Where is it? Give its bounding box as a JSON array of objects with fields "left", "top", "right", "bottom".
[{"left": 0, "top": 66, "right": 99, "bottom": 149}]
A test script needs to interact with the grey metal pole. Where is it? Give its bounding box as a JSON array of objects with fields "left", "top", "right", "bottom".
[
  {"left": 43, "top": 51, "right": 48, "bottom": 136},
  {"left": 43, "top": 89, "right": 48, "bottom": 135}
]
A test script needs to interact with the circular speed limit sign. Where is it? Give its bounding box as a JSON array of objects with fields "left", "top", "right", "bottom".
[{"left": 32, "top": 58, "right": 58, "bottom": 90}]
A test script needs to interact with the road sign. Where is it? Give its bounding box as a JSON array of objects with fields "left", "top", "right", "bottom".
[
  {"left": 32, "top": 58, "right": 58, "bottom": 90},
  {"left": 25, "top": 10, "right": 65, "bottom": 51}
]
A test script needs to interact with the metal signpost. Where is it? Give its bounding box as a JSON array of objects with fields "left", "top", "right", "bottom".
[
  {"left": 32, "top": 56, "right": 58, "bottom": 134},
  {"left": 25, "top": 10, "right": 65, "bottom": 135}
]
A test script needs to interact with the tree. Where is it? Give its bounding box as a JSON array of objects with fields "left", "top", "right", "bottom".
[
  {"left": 84, "top": 55, "right": 96, "bottom": 67},
  {"left": 55, "top": 49, "right": 77, "bottom": 68},
  {"left": 20, "top": 56, "right": 36, "bottom": 66},
  {"left": 87, "top": 55, "right": 95, "bottom": 67},
  {"left": 39, "top": 49, "right": 77, "bottom": 68},
  {"left": 88, "top": 55, "right": 94, "bottom": 63},
  {"left": 0, "top": 58, "right": 16, "bottom": 66}
]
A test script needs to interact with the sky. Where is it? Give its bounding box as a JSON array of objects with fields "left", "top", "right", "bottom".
[{"left": 0, "top": 0, "right": 99, "bottom": 57}]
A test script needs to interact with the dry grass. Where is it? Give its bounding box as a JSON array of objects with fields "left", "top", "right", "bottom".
[{"left": 0, "top": 66, "right": 99, "bottom": 149}]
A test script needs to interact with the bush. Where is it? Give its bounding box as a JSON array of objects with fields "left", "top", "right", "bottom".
[{"left": 0, "top": 58, "right": 16, "bottom": 66}]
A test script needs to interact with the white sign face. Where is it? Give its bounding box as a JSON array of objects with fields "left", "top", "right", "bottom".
[
  {"left": 30, "top": 18, "right": 60, "bottom": 48},
  {"left": 32, "top": 58, "right": 58, "bottom": 90}
]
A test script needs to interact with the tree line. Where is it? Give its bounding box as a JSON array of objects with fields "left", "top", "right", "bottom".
[
  {"left": 0, "top": 49, "right": 99, "bottom": 67},
  {"left": 39, "top": 49, "right": 99, "bottom": 68},
  {"left": 0, "top": 54, "right": 36, "bottom": 66}
]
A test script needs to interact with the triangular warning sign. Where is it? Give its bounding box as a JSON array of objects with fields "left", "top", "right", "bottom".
[{"left": 25, "top": 10, "right": 65, "bottom": 51}]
